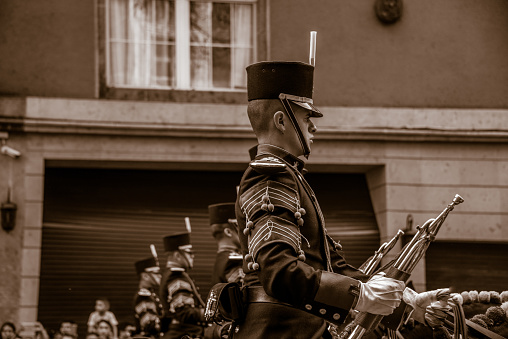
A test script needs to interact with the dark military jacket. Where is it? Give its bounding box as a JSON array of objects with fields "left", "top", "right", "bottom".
[
  {"left": 235, "top": 144, "right": 368, "bottom": 339},
  {"left": 160, "top": 267, "right": 208, "bottom": 339},
  {"left": 133, "top": 287, "right": 164, "bottom": 337},
  {"left": 211, "top": 250, "right": 245, "bottom": 285}
]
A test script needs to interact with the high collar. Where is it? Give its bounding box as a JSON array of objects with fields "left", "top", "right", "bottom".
[{"left": 254, "top": 144, "right": 306, "bottom": 173}]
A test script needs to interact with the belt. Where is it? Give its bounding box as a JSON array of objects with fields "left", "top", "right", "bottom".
[{"left": 246, "top": 286, "right": 292, "bottom": 307}]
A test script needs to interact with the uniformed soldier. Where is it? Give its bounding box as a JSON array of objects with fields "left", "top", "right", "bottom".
[
  {"left": 209, "top": 203, "right": 245, "bottom": 285},
  {"left": 133, "top": 257, "right": 164, "bottom": 338},
  {"left": 159, "top": 232, "right": 223, "bottom": 339},
  {"left": 233, "top": 60, "right": 406, "bottom": 338}
]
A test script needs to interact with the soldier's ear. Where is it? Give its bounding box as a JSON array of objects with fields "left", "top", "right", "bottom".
[
  {"left": 273, "top": 111, "right": 286, "bottom": 133},
  {"left": 224, "top": 228, "right": 233, "bottom": 238}
]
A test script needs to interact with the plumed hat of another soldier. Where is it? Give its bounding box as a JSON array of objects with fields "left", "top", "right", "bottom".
[
  {"left": 163, "top": 232, "right": 191, "bottom": 252},
  {"left": 135, "top": 257, "right": 158, "bottom": 275},
  {"left": 246, "top": 61, "right": 322, "bottom": 117},
  {"left": 209, "top": 203, "right": 236, "bottom": 236}
]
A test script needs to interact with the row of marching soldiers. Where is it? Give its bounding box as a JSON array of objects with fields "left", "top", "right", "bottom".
[
  {"left": 132, "top": 201, "right": 508, "bottom": 339},
  {"left": 132, "top": 203, "right": 242, "bottom": 339}
]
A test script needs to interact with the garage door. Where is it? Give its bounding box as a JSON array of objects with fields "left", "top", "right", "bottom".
[
  {"left": 426, "top": 241, "right": 508, "bottom": 292},
  {"left": 39, "top": 168, "right": 379, "bottom": 337}
]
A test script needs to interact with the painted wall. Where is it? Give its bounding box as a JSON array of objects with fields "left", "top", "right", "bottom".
[
  {"left": 270, "top": 0, "right": 508, "bottom": 108},
  {"left": 0, "top": 0, "right": 96, "bottom": 98}
]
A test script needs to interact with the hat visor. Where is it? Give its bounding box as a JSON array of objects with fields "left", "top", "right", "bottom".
[{"left": 290, "top": 100, "right": 323, "bottom": 117}]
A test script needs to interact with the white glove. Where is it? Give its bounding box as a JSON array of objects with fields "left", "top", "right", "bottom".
[
  {"left": 403, "top": 287, "right": 451, "bottom": 327},
  {"left": 354, "top": 272, "right": 405, "bottom": 316}
]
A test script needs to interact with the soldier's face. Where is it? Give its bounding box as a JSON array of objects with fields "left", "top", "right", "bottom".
[
  {"left": 180, "top": 246, "right": 194, "bottom": 269},
  {"left": 287, "top": 104, "right": 317, "bottom": 156}
]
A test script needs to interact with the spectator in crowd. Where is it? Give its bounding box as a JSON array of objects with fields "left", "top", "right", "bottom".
[
  {"left": 87, "top": 298, "right": 118, "bottom": 339},
  {"left": 32, "top": 322, "right": 50, "bottom": 339},
  {"left": 95, "top": 321, "right": 113, "bottom": 339},
  {"left": 117, "top": 323, "right": 135, "bottom": 339},
  {"left": 1, "top": 322, "right": 19, "bottom": 339},
  {"left": 58, "top": 321, "right": 76, "bottom": 339}
]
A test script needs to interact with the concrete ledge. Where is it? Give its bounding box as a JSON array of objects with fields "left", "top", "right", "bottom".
[{"left": 1, "top": 96, "right": 508, "bottom": 142}]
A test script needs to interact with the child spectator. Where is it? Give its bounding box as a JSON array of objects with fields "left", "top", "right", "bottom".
[{"left": 87, "top": 298, "right": 118, "bottom": 339}]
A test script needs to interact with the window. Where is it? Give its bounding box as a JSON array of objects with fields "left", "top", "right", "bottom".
[{"left": 107, "top": 0, "right": 255, "bottom": 92}]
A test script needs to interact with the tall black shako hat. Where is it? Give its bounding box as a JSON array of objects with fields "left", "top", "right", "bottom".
[
  {"left": 135, "top": 257, "right": 158, "bottom": 275},
  {"left": 163, "top": 232, "right": 191, "bottom": 252},
  {"left": 246, "top": 61, "right": 322, "bottom": 117},
  {"left": 209, "top": 203, "right": 236, "bottom": 225},
  {"left": 209, "top": 203, "right": 236, "bottom": 236}
]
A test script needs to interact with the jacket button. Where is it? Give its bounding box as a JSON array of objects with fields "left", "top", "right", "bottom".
[
  {"left": 333, "top": 313, "right": 341, "bottom": 320},
  {"left": 305, "top": 304, "right": 312, "bottom": 310},
  {"left": 319, "top": 309, "right": 326, "bottom": 315}
]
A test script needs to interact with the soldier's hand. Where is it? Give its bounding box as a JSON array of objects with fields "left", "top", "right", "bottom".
[
  {"left": 220, "top": 323, "right": 232, "bottom": 339},
  {"left": 402, "top": 287, "right": 451, "bottom": 327},
  {"left": 354, "top": 272, "right": 405, "bottom": 316}
]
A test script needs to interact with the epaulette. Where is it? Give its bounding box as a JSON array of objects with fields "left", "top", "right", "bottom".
[
  {"left": 138, "top": 288, "right": 151, "bottom": 297},
  {"left": 228, "top": 252, "right": 243, "bottom": 261},
  {"left": 249, "top": 156, "right": 286, "bottom": 174},
  {"left": 170, "top": 267, "right": 185, "bottom": 272}
]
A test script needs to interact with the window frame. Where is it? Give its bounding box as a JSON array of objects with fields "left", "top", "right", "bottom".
[{"left": 98, "top": 0, "right": 266, "bottom": 103}]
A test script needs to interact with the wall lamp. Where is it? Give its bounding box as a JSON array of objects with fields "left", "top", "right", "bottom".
[{"left": 1, "top": 188, "right": 17, "bottom": 232}]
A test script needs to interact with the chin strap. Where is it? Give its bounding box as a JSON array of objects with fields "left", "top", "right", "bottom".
[{"left": 279, "top": 94, "right": 311, "bottom": 158}]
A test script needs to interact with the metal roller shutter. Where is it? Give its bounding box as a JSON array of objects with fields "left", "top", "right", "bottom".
[
  {"left": 426, "top": 241, "right": 508, "bottom": 292},
  {"left": 39, "top": 169, "right": 379, "bottom": 337}
]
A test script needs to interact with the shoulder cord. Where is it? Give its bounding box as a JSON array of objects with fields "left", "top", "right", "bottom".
[{"left": 270, "top": 153, "right": 333, "bottom": 272}]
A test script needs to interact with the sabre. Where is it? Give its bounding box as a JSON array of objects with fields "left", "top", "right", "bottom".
[
  {"left": 309, "top": 31, "right": 317, "bottom": 66},
  {"left": 341, "top": 194, "right": 464, "bottom": 339}
]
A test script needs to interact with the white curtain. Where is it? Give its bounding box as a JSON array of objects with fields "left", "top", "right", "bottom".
[
  {"left": 109, "top": 0, "right": 128, "bottom": 85},
  {"left": 190, "top": 2, "right": 212, "bottom": 88},
  {"left": 232, "top": 4, "right": 252, "bottom": 89},
  {"left": 109, "top": 0, "right": 173, "bottom": 87}
]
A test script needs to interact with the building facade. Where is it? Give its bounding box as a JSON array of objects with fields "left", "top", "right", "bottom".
[{"left": 1, "top": 0, "right": 507, "bottom": 334}]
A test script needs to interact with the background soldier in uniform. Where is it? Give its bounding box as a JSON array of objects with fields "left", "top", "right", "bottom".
[
  {"left": 233, "top": 60, "right": 405, "bottom": 338},
  {"left": 133, "top": 257, "right": 164, "bottom": 338},
  {"left": 209, "top": 203, "right": 244, "bottom": 285},
  {"left": 159, "top": 232, "right": 222, "bottom": 339}
]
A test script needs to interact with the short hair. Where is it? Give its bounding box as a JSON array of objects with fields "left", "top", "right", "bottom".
[{"left": 247, "top": 99, "right": 284, "bottom": 138}]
